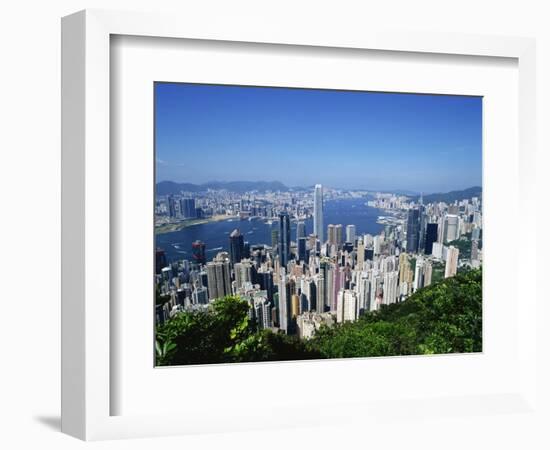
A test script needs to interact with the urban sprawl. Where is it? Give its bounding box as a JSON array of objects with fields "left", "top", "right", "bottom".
[{"left": 155, "top": 185, "right": 482, "bottom": 339}]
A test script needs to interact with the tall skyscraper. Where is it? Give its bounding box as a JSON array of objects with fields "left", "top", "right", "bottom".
[
  {"left": 424, "top": 223, "right": 438, "bottom": 255},
  {"left": 406, "top": 208, "right": 421, "bottom": 253},
  {"left": 167, "top": 195, "right": 177, "bottom": 218},
  {"left": 271, "top": 228, "right": 279, "bottom": 256},
  {"left": 296, "top": 221, "right": 306, "bottom": 242},
  {"left": 298, "top": 237, "right": 307, "bottom": 262},
  {"left": 229, "top": 229, "right": 244, "bottom": 265},
  {"left": 327, "top": 224, "right": 336, "bottom": 246},
  {"left": 313, "top": 184, "right": 324, "bottom": 243},
  {"left": 155, "top": 248, "right": 167, "bottom": 275},
  {"left": 346, "top": 224, "right": 356, "bottom": 244},
  {"left": 356, "top": 239, "right": 365, "bottom": 270},
  {"left": 335, "top": 224, "right": 343, "bottom": 247},
  {"left": 278, "top": 269, "right": 290, "bottom": 334},
  {"left": 278, "top": 212, "right": 291, "bottom": 267},
  {"left": 445, "top": 246, "right": 459, "bottom": 278},
  {"left": 191, "top": 240, "right": 206, "bottom": 265}
]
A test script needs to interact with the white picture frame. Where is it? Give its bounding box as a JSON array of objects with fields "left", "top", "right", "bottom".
[{"left": 61, "top": 9, "right": 538, "bottom": 441}]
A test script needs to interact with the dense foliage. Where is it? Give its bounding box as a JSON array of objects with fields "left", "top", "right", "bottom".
[{"left": 156, "top": 268, "right": 482, "bottom": 366}]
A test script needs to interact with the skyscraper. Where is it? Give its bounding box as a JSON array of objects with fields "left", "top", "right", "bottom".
[
  {"left": 179, "top": 198, "right": 196, "bottom": 218},
  {"left": 155, "top": 248, "right": 167, "bottom": 275},
  {"left": 298, "top": 237, "right": 307, "bottom": 262},
  {"left": 296, "top": 221, "right": 306, "bottom": 241},
  {"left": 445, "top": 246, "right": 459, "bottom": 278},
  {"left": 356, "top": 239, "right": 365, "bottom": 270},
  {"left": 167, "top": 195, "right": 177, "bottom": 218},
  {"left": 278, "top": 212, "right": 291, "bottom": 267},
  {"left": 346, "top": 224, "right": 356, "bottom": 245},
  {"left": 278, "top": 269, "right": 290, "bottom": 334},
  {"left": 229, "top": 229, "right": 244, "bottom": 265},
  {"left": 335, "top": 224, "right": 343, "bottom": 248},
  {"left": 406, "top": 208, "right": 421, "bottom": 253},
  {"left": 191, "top": 240, "right": 206, "bottom": 265},
  {"left": 445, "top": 214, "right": 459, "bottom": 242},
  {"left": 336, "top": 290, "right": 358, "bottom": 323},
  {"left": 424, "top": 223, "right": 438, "bottom": 255},
  {"left": 206, "top": 260, "right": 231, "bottom": 300},
  {"left": 313, "top": 184, "right": 324, "bottom": 243}
]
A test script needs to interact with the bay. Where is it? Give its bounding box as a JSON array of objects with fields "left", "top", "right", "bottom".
[{"left": 156, "top": 198, "right": 384, "bottom": 263}]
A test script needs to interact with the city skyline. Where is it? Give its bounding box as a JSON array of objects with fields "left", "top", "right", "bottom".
[
  {"left": 154, "top": 83, "right": 483, "bottom": 366},
  {"left": 155, "top": 83, "right": 482, "bottom": 193}
]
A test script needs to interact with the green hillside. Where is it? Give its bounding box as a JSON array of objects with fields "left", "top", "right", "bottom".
[{"left": 156, "top": 268, "right": 482, "bottom": 366}]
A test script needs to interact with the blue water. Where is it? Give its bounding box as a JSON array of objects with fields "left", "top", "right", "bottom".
[{"left": 156, "top": 198, "right": 384, "bottom": 263}]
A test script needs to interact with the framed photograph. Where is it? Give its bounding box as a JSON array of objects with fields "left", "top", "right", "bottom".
[{"left": 62, "top": 9, "right": 538, "bottom": 441}]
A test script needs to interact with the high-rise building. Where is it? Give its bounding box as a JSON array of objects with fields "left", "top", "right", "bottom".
[
  {"left": 336, "top": 290, "right": 358, "bottom": 323},
  {"left": 383, "top": 271, "right": 399, "bottom": 305},
  {"left": 192, "top": 286, "right": 209, "bottom": 305},
  {"left": 206, "top": 260, "right": 232, "bottom": 300},
  {"left": 471, "top": 239, "right": 480, "bottom": 261},
  {"left": 345, "top": 224, "right": 356, "bottom": 245},
  {"left": 356, "top": 239, "right": 365, "bottom": 270},
  {"left": 257, "top": 268, "right": 274, "bottom": 302},
  {"left": 327, "top": 224, "right": 336, "bottom": 246},
  {"left": 335, "top": 224, "right": 343, "bottom": 248},
  {"left": 191, "top": 240, "right": 206, "bottom": 265},
  {"left": 278, "top": 212, "right": 291, "bottom": 267},
  {"left": 424, "top": 223, "right": 438, "bottom": 255},
  {"left": 278, "top": 269, "right": 290, "bottom": 334},
  {"left": 296, "top": 221, "right": 306, "bottom": 241},
  {"left": 155, "top": 248, "right": 167, "bottom": 275},
  {"left": 313, "top": 184, "right": 324, "bottom": 243},
  {"left": 229, "top": 229, "right": 244, "bottom": 265},
  {"left": 398, "top": 252, "right": 414, "bottom": 285},
  {"left": 167, "top": 195, "right": 177, "bottom": 218},
  {"left": 445, "top": 215, "right": 459, "bottom": 242},
  {"left": 445, "top": 246, "right": 459, "bottom": 278},
  {"left": 406, "top": 208, "right": 421, "bottom": 253},
  {"left": 298, "top": 237, "right": 307, "bottom": 262},
  {"left": 179, "top": 198, "right": 196, "bottom": 218},
  {"left": 432, "top": 242, "right": 443, "bottom": 259},
  {"left": 271, "top": 228, "right": 279, "bottom": 255},
  {"left": 234, "top": 260, "right": 253, "bottom": 290}
]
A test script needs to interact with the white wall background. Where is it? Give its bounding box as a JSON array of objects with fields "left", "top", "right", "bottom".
[{"left": 0, "top": 1, "right": 548, "bottom": 449}]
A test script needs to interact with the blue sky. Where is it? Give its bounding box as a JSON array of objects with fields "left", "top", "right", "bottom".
[{"left": 155, "top": 83, "right": 482, "bottom": 193}]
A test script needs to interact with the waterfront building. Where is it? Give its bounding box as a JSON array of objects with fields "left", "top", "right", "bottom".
[
  {"left": 155, "top": 248, "right": 167, "bottom": 275},
  {"left": 346, "top": 224, "right": 356, "bottom": 245},
  {"left": 191, "top": 240, "right": 206, "bottom": 265},
  {"left": 180, "top": 198, "right": 196, "bottom": 218},
  {"left": 229, "top": 229, "right": 245, "bottom": 265}
]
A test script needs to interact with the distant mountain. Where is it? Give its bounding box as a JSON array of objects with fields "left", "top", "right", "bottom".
[
  {"left": 414, "top": 186, "right": 482, "bottom": 204},
  {"left": 156, "top": 180, "right": 289, "bottom": 195}
]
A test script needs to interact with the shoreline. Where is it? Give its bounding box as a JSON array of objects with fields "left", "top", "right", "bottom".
[{"left": 155, "top": 214, "right": 239, "bottom": 234}]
